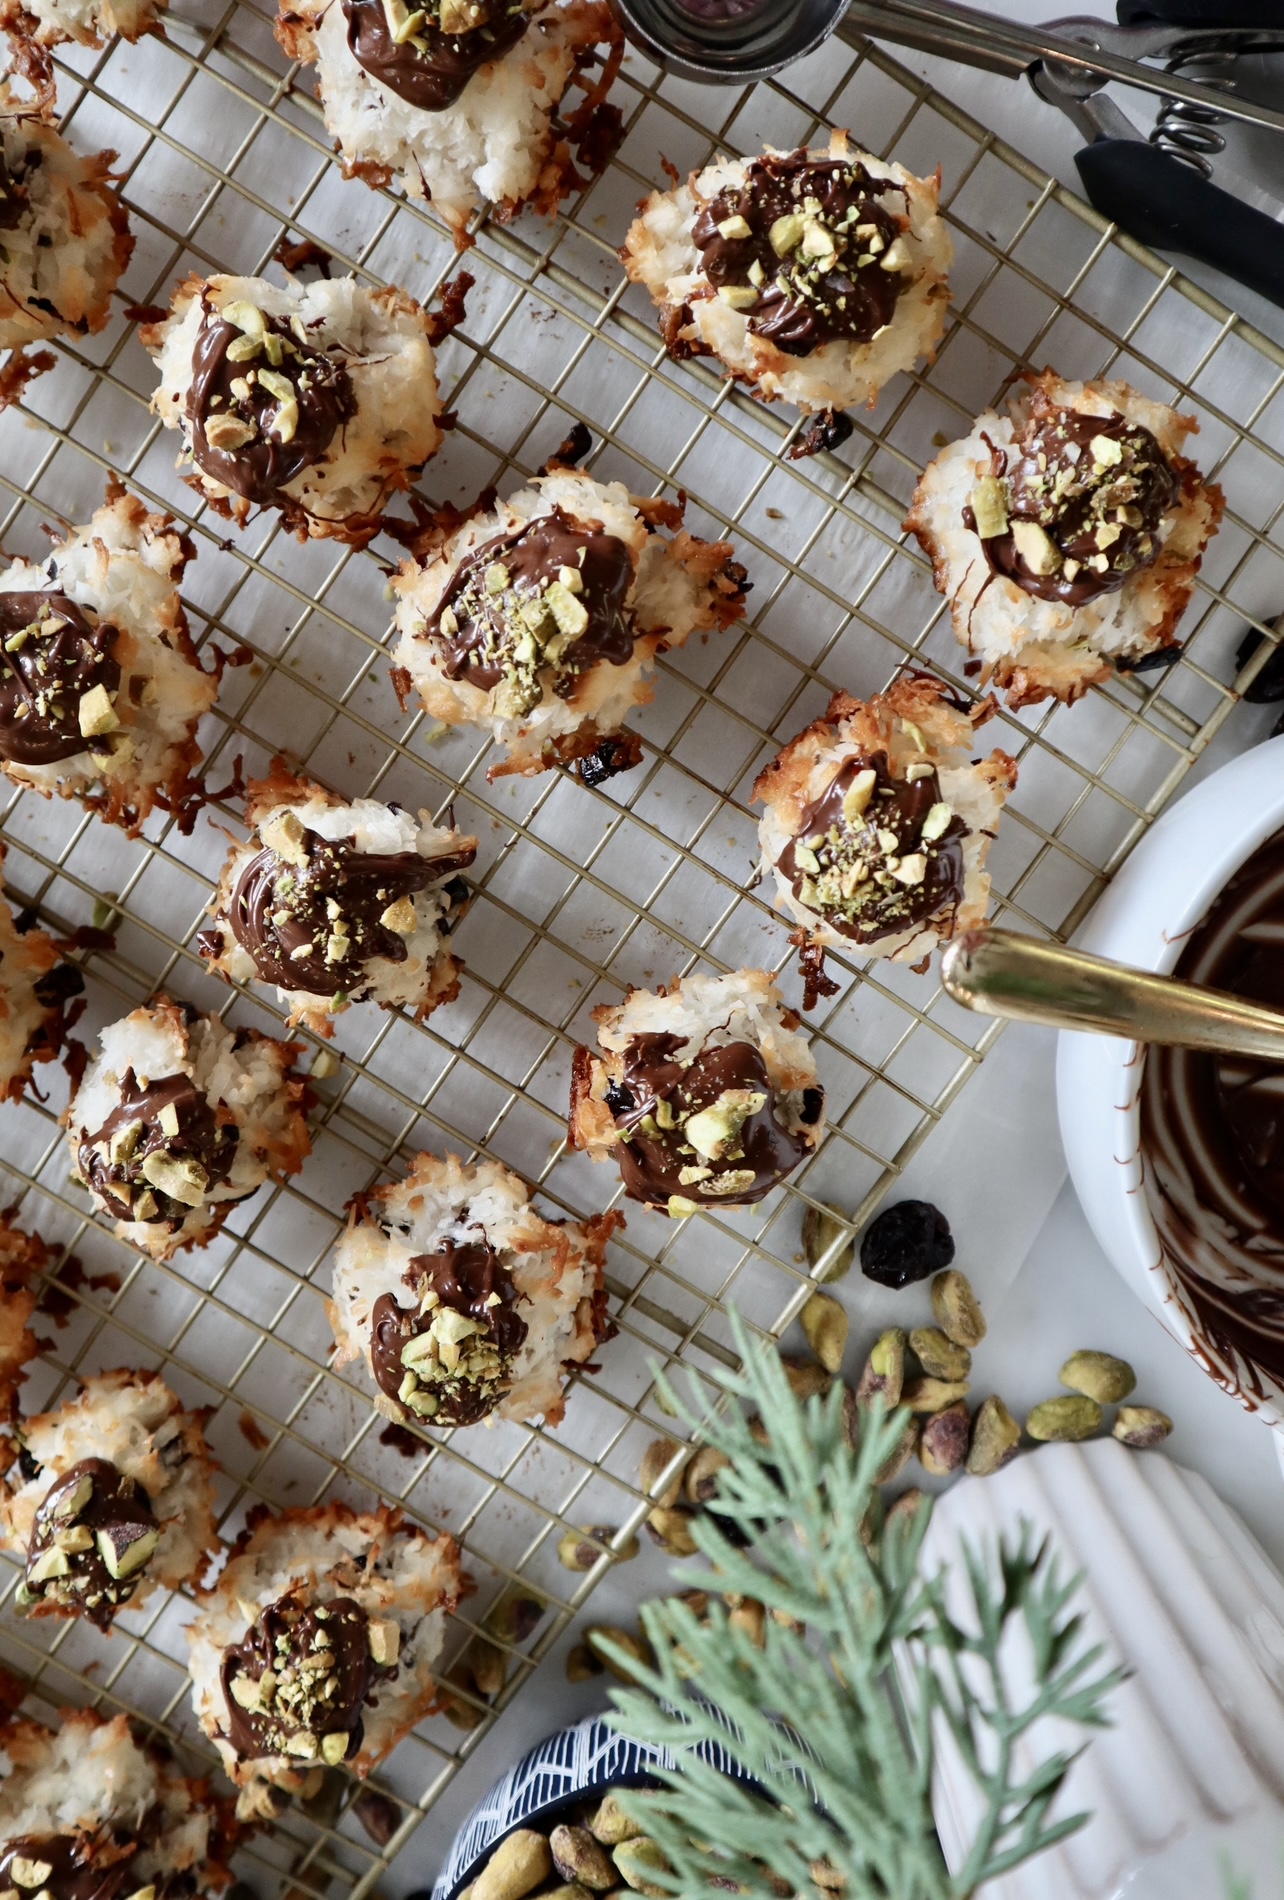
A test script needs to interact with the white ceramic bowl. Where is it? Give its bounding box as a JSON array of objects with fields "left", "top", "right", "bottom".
[{"left": 1056, "top": 735, "right": 1284, "bottom": 1433}]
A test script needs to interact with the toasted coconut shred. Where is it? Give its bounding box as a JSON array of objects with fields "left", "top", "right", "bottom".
[
  {"left": 0, "top": 82, "right": 132, "bottom": 351},
  {"left": 622, "top": 131, "right": 951, "bottom": 414},
  {"left": 570, "top": 968, "right": 826, "bottom": 1218},
  {"left": 65, "top": 998, "right": 312, "bottom": 1261},
  {"left": 390, "top": 469, "right": 747, "bottom": 777},
  {"left": 0, "top": 487, "right": 216, "bottom": 833},
  {"left": 143, "top": 272, "right": 444, "bottom": 543},
  {"left": 0, "top": 0, "right": 164, "bottom": 55},
  {"left": 276, "top": 0, "right": 620, "bottom": 241},
  {"left": 200, "top": 762, "right": 477, "bottom": 1036},
  {"left": 0, "top": 851, "right": 81, "bottom": 1105},
  {"left": 905, "top": 370, "right": 1226, "bottom": 707},
  {"left": 0, "top": 1709, "right": 229, "bottom": 1891},
  {"left": 754, "top": 674, "right": 1017, "bottom": 972},
  {"left": 330, "top": 1150, "right": 619, "bottom": 1428},
  {"left": 0, "top": 1368, "right": 219, "bottom": 1628},
  {"left": 0, "top": 1210, "right": 42, "bottom": 1419},
  {"left": 186, "top": 1501, "right": 461, "bottom": 1818}
]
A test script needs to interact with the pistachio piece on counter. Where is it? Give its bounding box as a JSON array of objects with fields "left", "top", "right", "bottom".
[
  {"left": 585, "top": 1625, "right": 653, "bottom": 1683},
  {"left": 908, "top": 1326, "right": 971, "bottom": 1383},
  {"left": 966, "top": 1396, "right": 1021, "bottom": 1475},
  {"left": 884, "top": 1486, "right": 928, "bottom": 1539},
  {"left": 802, "top": 1201, "right": 855, "bottom": 1282},
  {"left": 859, "top": 1491, "right": 885, "bottom": 1553},
  {"left": 1113, "top": 1404, "right": 1173, "bottom": 1449},
  {"left": 351, "top": 1787, "right": 400, "bottom": 1848},
  {"left": 588, "top": 1792, "right": 645, "bottom": 1844},
  {"left": 801, "top": 1291, "right": 848, "bottom": 1373},
  {"left": 639, "top": 1436, "right": 687, "bottom": 1509},
  {"left": 547, "top": 1887, "right": 592, "bottom": 1900},
  {"left": 646, "top": 1506, "right": 698, "bottom": 1556},
  {"left": 902, "top": 1377, "right": 970, "bottom": 1414},
  {"left": 565, "top": 1642, "right": 603, "bottom": 1683},
  {"left": 684, "top": 1445, "right": 729, "bottom": 1505},
  {"left": 779, "top": 1353, "right": 832, "bottom": 1402},
  {"left": 873, "top": 1410, "right": 918, "bottom": 1486},
  {"left": 558, "top": 1526, "right": 640, "bottom": 1572},
  {"left": 931, "top": 1269, "right": 986, "bottom": 1348},
  {"left": 613, "top": 1838, "right": 670, "bottom": 1898},
  {"left": 1026, "top": 1395, "right": 1103, "bottom": 1442},
  {"left": 440, "top": 1665, "right": 486, "bottom": 1732},
  {"left": 473, "top": 1829, "right": 553, "bottom": 1900},
  {"left": 918, "top": 1400, "right": 970, "bottom": 1477},
  {"left": 467, "top": 1636, "right": 506, "bottom": 1700},
  {"left": 550, "top": 1825, "right": 616, "bottom": 1891},
  {"left": 1060, "top": 1350, "right": 1136, "bottom": 1405},
  {"left": 725, "top": 1594, "right": 766, "bottom": 1646},
  {"left": 486, "top": 1589, "right": 545, "bottom": 1647},
  {"left": 857, "top": 1328, "right": 906, "bottom": 1411}
]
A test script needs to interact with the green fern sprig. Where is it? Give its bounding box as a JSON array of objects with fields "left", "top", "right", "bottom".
[{"left": 603, "top": 1316, "right": 1123, "bottom": 1900}]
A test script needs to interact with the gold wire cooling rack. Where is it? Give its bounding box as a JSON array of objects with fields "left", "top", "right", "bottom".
[{"left": 1, "top": 5, "right": 1284, "bottom": 1896}]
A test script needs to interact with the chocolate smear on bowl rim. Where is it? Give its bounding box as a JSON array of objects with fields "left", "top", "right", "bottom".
[
  {"left": 77, "top": 1072, "right": 238, "bottom": 1226},
  {"left": 20, "top": 1456, "right": 158, "bottom": 1628},
  {"left": 342, "top": 0, "right": 530, "bottom": 113},
  {"left": 371, "top": 1235, "right": 528, "bottom": 1425},
  {"left": 0, "top": 593, "right": 122, "bottom": 769},
  {"left": 221, "top": 1594, "right": 391, "bottom": 1764},
  {"left": 692, "top": 151, "right": 913, "bottom": 358}
]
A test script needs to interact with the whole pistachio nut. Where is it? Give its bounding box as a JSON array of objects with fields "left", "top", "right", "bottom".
[
  {"left": 585, "top": 1625, "right": 653, "bottom": 1683},
  {"left": 873, "top": 1409, "right": 918, "bottom": 1485},
  {"left": 565, "top": 1642, "right": 603, "bottom": 1683},
  {"left": 640, "top": 1437, "right": 687, "bottom": 1509},
  {"left": 903, "top": 1377, "right": 971, "bottom": 1414},
  {"left": 966, "top": 1396, "right": 1021, "bottom": 1476},
  {"left": 908, "top": 1326, "right": 972, "bottom": 1383},
  {"left": 613, "top": 1839, "right": 670, "bottom": 1898},
  {"left": 1060, "top": 1350, "right": 1137, "bottom": 1405},
  {"left": 1026, "top": 1395, "right": 1103, "bottom": 1442},
  {"left": 589, "top": 1795, "right": 644, "bottom": 1845},
  {"left": 779, "top": 1354, "right": 832, "bottom": 1402},
  {"left": 550, "top": 1826, "right": 616, "bottom": 1892},
  {"left": 473, "top": 1830, "right": 553, "bottom": 1900},
  {"left": 801, "top": 1290, "right": 849, "bottom": 1374},
  {"left": 1113, "top": 1404, "right": 1173, "bottom": 1449},
  {"left": 646, "top": 1506, "right": 698, "bottom": 1556},
  {"left": 918, "top": 1400, "right": 970, "bottom": 1477},
  {"left": 558, "top": 1526, "right": 640, "bottom": 1572},
  {"left": 802, "top": 1202, "right": 855, "bottom": 1282},
  {"left": 684, "top": 1445, "right": 729, "bottom": 1505},
  {"left": 930, "top": 1269, "right": 987, "bottom": 1349},
  {"left": 857, "top": 1328, "right": 906, "bottom": 1411}
]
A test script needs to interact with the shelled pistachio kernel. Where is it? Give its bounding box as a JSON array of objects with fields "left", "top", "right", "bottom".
[
  {"left": 858, "top": 1328, "right": 906, "bottom": 1411},
  {"left": 909, "top": 1326, "right": 971, "bottom": 1383},
  {"left": 966, "top": 1395, "right": 1020, "bottom": 1475},
  {"left": 1059, "top": 1350, "right": 1136, "bottom": 1405},
  {"left": 802, "top": 1201, "right": 855, "bottom": 1281},
  {"left": 588, "top": 1792, "right": 644, "bottom": 1845},
  {"left": 873, "top": 1409, "right": 918, "bottom": 1486},
  {"left": 1114, "top": 1404, "right": 1173, "bottom": 1449},
  {"left": 919, "top": 1400, "right": 970, "bottom": 1477},
  {"left": 801, "top": 1290, "right": 848, "bottom": 1373},
  {"left": 931, "top": 1269, "right": 987, "bottom": 1348},
  {"left": 639, "top": 1435, "right": 686, "bottom": 1509},
  {"left": 884, "top": 1486, "right": 928, "bottom": 1538},
  {"left": 558, "top": 1525, "right": 639, "bottom": 1572},
  {"left": 473, "top": 1828, "right": 552, "bottom": 1900},
  {"left": 684, "top": 1444, "right": 728, "bottom": 1505},
  {"left": 550, "top": 1827, "right": 615, "bottom": 1892},
  {"left": 779, "top": 1353, "right": 831, "bottom": 1402},
  {"left": 902, "top": 1377, "right": 970, "bottom": 1414},
  {"left": 584, "top": 1625, "right": 652, "bottom": 1683},
  {"left": 565, "top": 1642, "right": 603, "bottom": 1683},
  {"left": 1026, "top": 1395, "right": 1103, "bottom": 1442},
  {"left": 645, "top": 1506, "right": 698, "bottom": 1556},
  {"left": 613, "top": 1838, "right": 670, "bottom": 1898}
]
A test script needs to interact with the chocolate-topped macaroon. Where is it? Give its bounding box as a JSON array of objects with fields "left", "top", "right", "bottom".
[
  {"left": 623, "top": 131, "right": 951, "bottom": 418},
  {"left": 0, "top": 850, "right": 83, "bottom": 1106},
  {"left": 0, "top": 1369, "right": 218, "bottom": 1630},
  {"left": 143, "top": 272, "right": 444, "bottom": 543},
  {"left": 185, "top": 1501, "right": 461, "bottom": 1819},
  {"left": 275, "top": 0, "right": 621, "bottom": 242},
  {"left": 199, "top": 763, "right": 476, "bottom": 1035},
  {"left": 0, "top": 487, "right": 218, "bottom": 833},
  {"left": 754, "top": 675, "right": 1016, "bottom": 1000},
  {"left": 330, "top": 1150, "right": 620, "bottom": 1428},
  {"left": 0, "top": 1211, "right": 43, "bottom": 1424},
  {"left": 390, "top": 467, "right": 747, "bottom": 778},
  {"left": 906, "top": 370, "right": 1225, "bottom": 706},
  {"left": 0, "top": 1709, "right": 230, "bottom": 1900},
  {"left": 570, "top": 969, "right": 825, "bottom": 1218},
  {"left": 65, "top": 998, "right": 312, "bottom": 1261}
]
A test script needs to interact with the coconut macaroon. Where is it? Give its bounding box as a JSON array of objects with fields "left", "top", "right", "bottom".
[
  {"left": 1, "top": 1369, "right": 218, "bottom": 1630},
  {"left": 65, "top": 998, "right": 311, "bottom": 1262},
  {"left": 622, "top": 132, "right": 951, "bottom": 418},
  {"left": 390, "top": 468, "right": 747, "bottom": 779},
  {"left": 143, "top": 272, "right": 445, "bottom": 544},
  {"left": 0, "top": 1211, "right": 42, "bottom": 1422},
  {"left": 905, "top": 371, "right": 1226, "bottom": 708},
  {"left": 0, "top": 487, "right": 217, "bottom": 834},
  {"left": 276, "top": 0, "right": 621, "bottom": 243},
  {"left": 0, "top": 0, "right": 164, "bottom": 64},
  {"left": 0, "top": 1708, "right": 230, "bottom": 1897},
  {"left": 569, "top": 969, "right": 825, "bottom": 1219},
  {"left": 199, "top": 763, "right": 476, "bottom": 1037},
  {"left": 330, "top": 1150, "right": 619, "bottom": 1429},
  {"left": 754, "top": 675, "right": 1016, "bottom": 999},
  {"left": 0, "top": 81, "right": 131, "bottom": 357},
  {"left": 0, "top": 854, "right": 82, "bottom": 1106},
  {"left": 186, "top": 1502, "right": 461, "bottom": 1818}
]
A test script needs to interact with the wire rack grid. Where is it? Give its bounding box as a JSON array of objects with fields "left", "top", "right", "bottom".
[{"left": 0, "top": 5, "right": 1282, "bottom": 1896}]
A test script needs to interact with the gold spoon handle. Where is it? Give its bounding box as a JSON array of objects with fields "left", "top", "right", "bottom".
[{"left": 939, "top": 924, "right": 1284, "bottom": 1063}]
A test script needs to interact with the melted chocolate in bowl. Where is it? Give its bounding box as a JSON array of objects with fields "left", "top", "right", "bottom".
[{"left": 1141, "top": 828, "right": 1284, "bottom": 1395}]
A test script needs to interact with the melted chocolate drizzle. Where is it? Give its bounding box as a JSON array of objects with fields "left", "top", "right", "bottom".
[
  {"left": 188, "top": 302, "right": 356, "bottom": 505},
  {"left": 342, "top": 0, "right": 529, "bottom": 111},
  {"left": 423, "top": 508, "right": 634, "bottom": 713},
  {"left": 778, "top": 752, "right": 966, "bottom": 945},
  {"left": 22, "top": 1457, "right": 158, "bottom": 1630},
  {"left": 0, "top": 1833, "right": 156, "bottom": 1900},
  {"left": 78, "top": 1072, "right": 238, "bottom": 1226},
  {"left": 371, "top": 1236, "right": 528, "bottom": 1426},
  {"left": 221, "top": 823, "right": 475, "bottom": 997},
  {"left": 692, "top": 151, "right": 911, "bottom": 358},
  {"left": 221, "top": 1596, "right": 378, "bottom": 1764},
  {"left": 606, "top": 1034, "right": 819, "bottom": 1208},
  {"left": 0, "top": 593, "right": 121, "bottom": 768},
  {"left": 967, "top": 406, "right": 1178, "bottom": 608}
]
